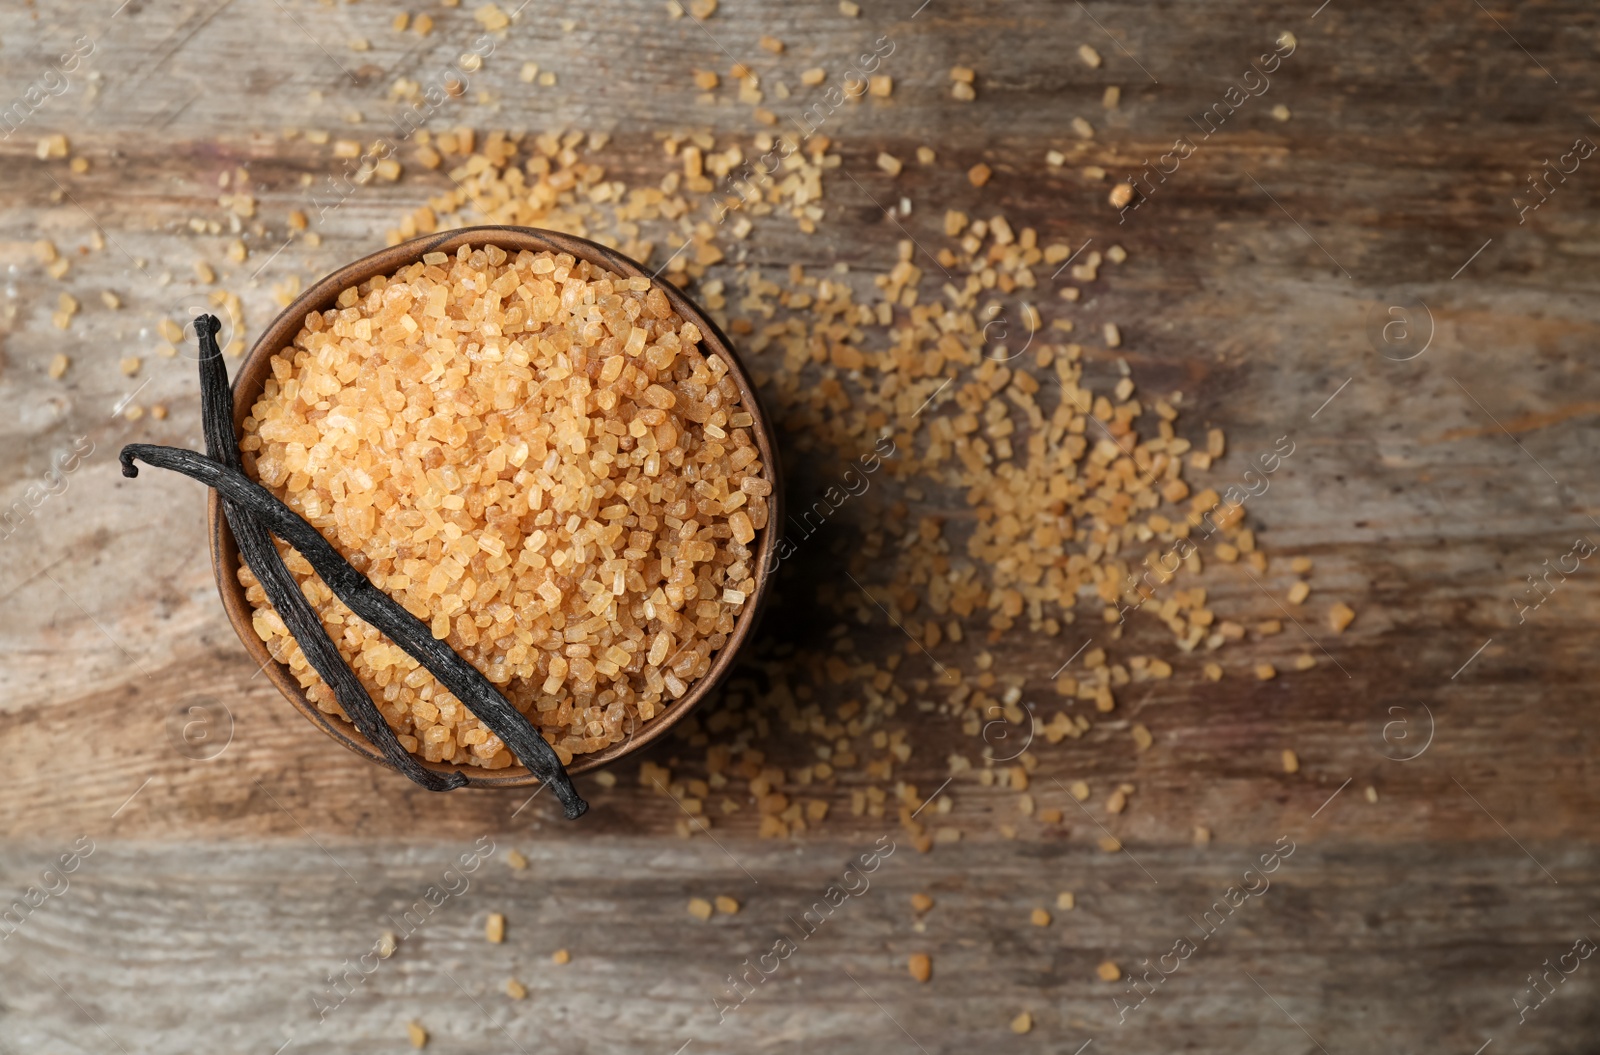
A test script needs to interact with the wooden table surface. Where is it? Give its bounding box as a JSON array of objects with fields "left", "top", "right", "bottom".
[{"left": 4, "top": 1, "right": 1600, "bottom": 1052}]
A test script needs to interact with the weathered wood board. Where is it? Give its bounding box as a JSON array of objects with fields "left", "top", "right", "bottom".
[{"left": 3, "top": 0, "right": 1600, "bottom": 1052}]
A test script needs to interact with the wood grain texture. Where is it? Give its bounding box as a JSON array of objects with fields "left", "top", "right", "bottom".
[
  {"left": 3, "top": 839, "right": 1599, "bottom": 1053},
  {"left": 2, "top": 0, "right": 1600, "bottom": 1051}
]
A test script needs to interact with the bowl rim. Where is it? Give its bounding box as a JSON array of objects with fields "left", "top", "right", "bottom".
[{"left": 207, "top": 225, "right": 783, "bottom": 788}]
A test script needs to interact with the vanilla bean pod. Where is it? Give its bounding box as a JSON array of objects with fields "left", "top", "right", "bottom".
[
  {"left": 122, "top": 442, "right": 586, "bottom": 818},
  {"left": 193, "top": 316, "right": 465, "bottom": 792}
]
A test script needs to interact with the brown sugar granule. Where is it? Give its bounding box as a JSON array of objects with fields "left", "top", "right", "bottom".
[
  {"left": 688, "top": 897, "right": 714, "bottom": 920},
  {"left": 714, "top": 895, "right": 740, "bottom": 914},
  {"left": 505, "top": 976, "right": 527, "bottom": 998},
  {"left": 505, "top": 849, "right": 528, "bottom": 870},
  {"left": 485, "top": 913, "right": 506, "bottom": 943},
  {"left": 1078, "top": 44, "right": 1102, "bottom": 68},
  {"left": 1010, "top": 1011, "right": 1033, "bottom": 1034},
  {"left": 911, "top": 892, "right": 934, "bottom": 912},
  {"left": 52, "top": 292, "right": 78, "bottom": 329},
  {"left": 1109, "top": 182, "right": 1134, "bottom": 208},
  {"left": 47, "top": 353, "right": 70, "bottom": 379},
  {"left": 475, "top": 4, "right": 511, "bottom": 29},
  {"left": 239, "top": 246, "right": 767, "bottom": 769},
  {"left": 1096, "top": 960, "right": 1121, "bottom": 982},
  {"left": 1056, "top": 891, "right": 1075, "bottom": 911},
  {"left": 1193, "top": 825, "right": 1212, "bottom": 846},
  {"left": 967, "top": 163, "right": 992, "bottom": 187},
  {"left": 1281, "top": 749, "right": 1300, "bottom": 774},
  {"left": 552, "top": 948, "right": 571, "bottom": 965},
  {"left": 1328, "top": 602, "right": 1356, "bottom": 633},
  {"left": 1287, "top": 581, "right": 1310, "bottom": 605},
  {"left": 1254, "top": 663, "right": 1277, "bottom": 681},
  {"left": 407, "top": 1021, "right": 428, "bottom": 1048},
  {"left": 1030, "top": 907, "right": 1051, "bottom": 927},
  {"left": 908, "top": 952, "right": 932, "bottom": 983}
]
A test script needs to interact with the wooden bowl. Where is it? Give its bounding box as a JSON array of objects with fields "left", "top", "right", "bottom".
[{"left": 208, "top": 226, "right": 783, "bottom": 788}]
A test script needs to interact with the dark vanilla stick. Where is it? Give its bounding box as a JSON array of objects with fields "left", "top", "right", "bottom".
[
  {"left": 193, "top": 315, "right": 465, "bottom": 792},
  {"left": 123, "top": 442, "right": 586, "bottom": 819}
]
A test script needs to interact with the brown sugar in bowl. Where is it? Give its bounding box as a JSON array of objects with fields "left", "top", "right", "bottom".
[{"left": 208, "top": 226, "right": 783, "bottom": 788}]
